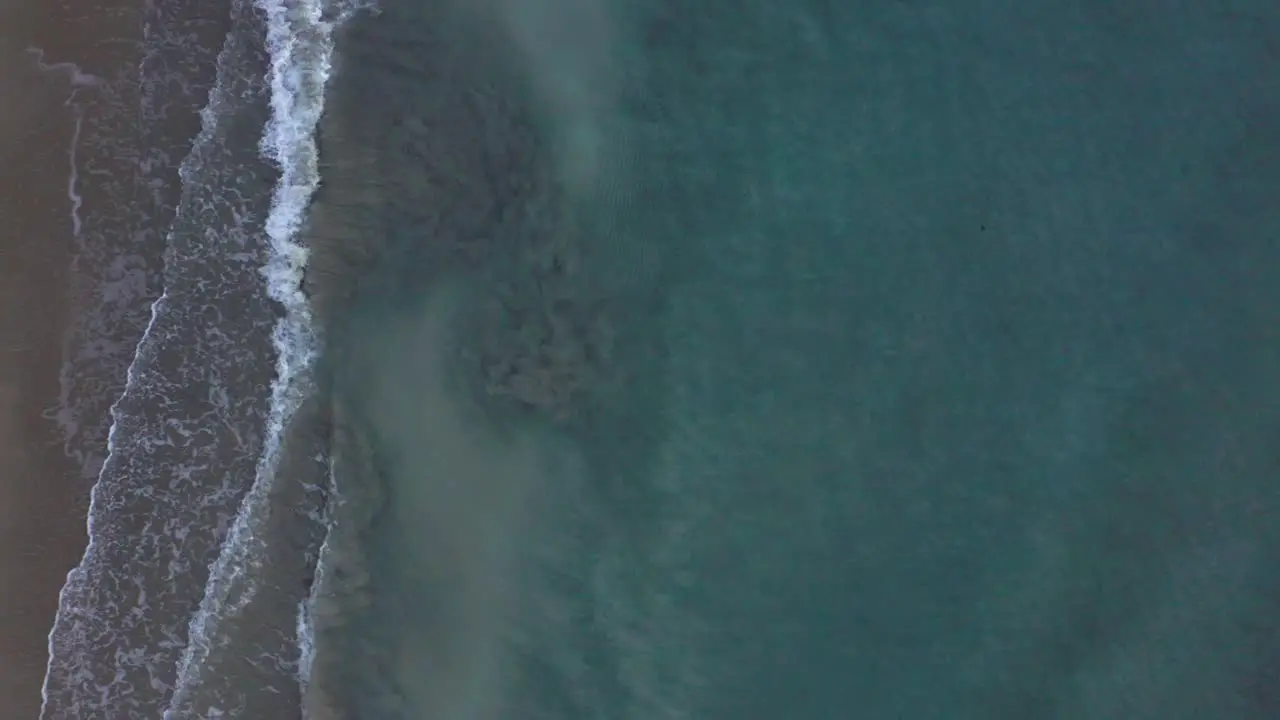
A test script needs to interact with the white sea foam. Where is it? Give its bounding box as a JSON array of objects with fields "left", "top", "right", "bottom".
[
  {"left": 296, "top": 594, "right": 316, "bottom": 687},
  {"left": 163, "top": 0, "right": 347, "bottom": 712},
  {"left": 39, "top": 1, "right": 305, "bottom": 715},
  {"left": 23, "top": 51, "right": 153, "bottom": 720}
]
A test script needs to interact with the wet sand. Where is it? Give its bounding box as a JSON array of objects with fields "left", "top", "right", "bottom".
[{"left": 0, "top": 30, "right": 91, "bottom": 720}]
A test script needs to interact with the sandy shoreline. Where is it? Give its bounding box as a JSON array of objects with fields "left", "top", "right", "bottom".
[{"left": 0, "top": 33, "right": 92, "bottom": 720}]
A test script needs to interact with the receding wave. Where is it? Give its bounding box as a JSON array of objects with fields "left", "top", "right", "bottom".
[
  {"left": 41, "top": 0, "right": 289, "bottom": 715},
  {"left": 161, "top": 0, "right": 347, "bottom": 714}
]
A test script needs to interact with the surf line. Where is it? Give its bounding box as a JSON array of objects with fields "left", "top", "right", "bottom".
[{"left": 163, "top": 0, "right": 351, "bottom": 713}]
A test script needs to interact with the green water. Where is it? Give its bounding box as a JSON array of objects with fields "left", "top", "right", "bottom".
[{"left": 309, "top": 0, "right": 1280, "bottom": 717}]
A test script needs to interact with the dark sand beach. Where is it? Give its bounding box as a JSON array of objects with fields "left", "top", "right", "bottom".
[
  {"left": 0, "top": 40, "right": 86, "bottom": 720},
  {"left": 0, "top": 0, "right": 146, "bottom": 711}
]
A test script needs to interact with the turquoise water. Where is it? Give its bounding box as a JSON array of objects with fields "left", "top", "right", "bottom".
[{"left": 310, "top": 1, "right": 1280, "bottom": 717}]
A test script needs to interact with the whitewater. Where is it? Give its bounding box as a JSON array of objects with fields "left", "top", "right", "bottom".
[{"left": 39, "top": 0, "right": 354, "bottom": 715}]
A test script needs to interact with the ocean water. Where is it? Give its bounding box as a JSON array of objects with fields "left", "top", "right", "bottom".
[{"left": 36, "top": 0, "right": 1280, "bottom": 718}]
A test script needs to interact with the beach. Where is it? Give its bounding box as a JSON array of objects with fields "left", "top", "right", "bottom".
[{"left": 0, "top": 35, "right": 86, "bottom": 720}]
